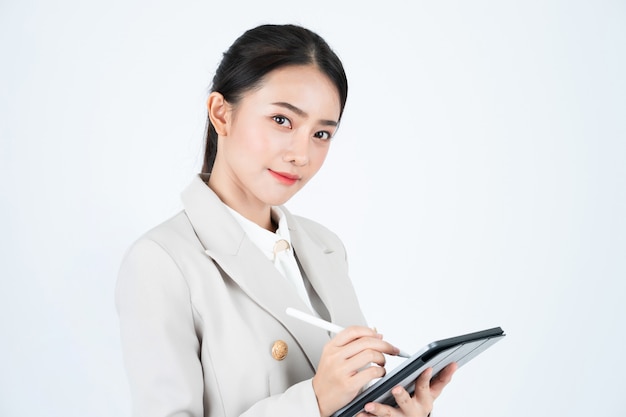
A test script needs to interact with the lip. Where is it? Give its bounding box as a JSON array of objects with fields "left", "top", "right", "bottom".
[{"left": 268, "top": 169, "right": 300, "bottom": 185}]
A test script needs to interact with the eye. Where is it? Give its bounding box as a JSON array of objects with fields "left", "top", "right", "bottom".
[
  {"left": 272, "top": 115, "right": 292, "bottom": 128},
  {"left": 313, "top": 131, "right": 332, "bottom": 141}
]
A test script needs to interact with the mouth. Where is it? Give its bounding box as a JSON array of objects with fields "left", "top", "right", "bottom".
[{"left": 268, "top": 169, "right": 300, "bottom": 185}]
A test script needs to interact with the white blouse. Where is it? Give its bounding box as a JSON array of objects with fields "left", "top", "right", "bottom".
[{"left": 225, "top": 205, "right": 317, "bottom": 314}]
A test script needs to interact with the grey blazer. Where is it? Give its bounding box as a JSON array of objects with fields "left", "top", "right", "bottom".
[{"left": 116, "top": 174, "right": 367, "bottom": 417}]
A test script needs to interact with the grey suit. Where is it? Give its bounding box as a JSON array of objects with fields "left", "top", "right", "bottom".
[{"left": 116, "top": 174, "right": 367, "bottom": 417}]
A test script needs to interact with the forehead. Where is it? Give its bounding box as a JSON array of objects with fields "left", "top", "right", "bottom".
[{"left": 241, "top": 65, "right": 341, "bottom": 119}]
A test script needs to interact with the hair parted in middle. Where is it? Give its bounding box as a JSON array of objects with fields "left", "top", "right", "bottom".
[{"left": 201, "top": 24, "right": 349, "bottom": 173}]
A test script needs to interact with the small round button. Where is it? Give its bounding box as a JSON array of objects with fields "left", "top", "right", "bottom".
[
  {"left": 271, "top": 340, "right": 288, "bottom": 361},
  {"left": 272, "top": 240, "right": 290, "bottom": 260}
]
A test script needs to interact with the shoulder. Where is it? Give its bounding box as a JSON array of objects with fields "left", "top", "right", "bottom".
[
  {"left": 117, "top": 211, "right": 207, "bottom": 283},
  {"left": 126, "top": 211, "right": 202, "bottom": 258}
]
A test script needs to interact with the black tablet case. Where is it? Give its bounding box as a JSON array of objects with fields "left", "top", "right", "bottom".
[{"left": 331, "top": 327, "right": 505, "bottom": 417}]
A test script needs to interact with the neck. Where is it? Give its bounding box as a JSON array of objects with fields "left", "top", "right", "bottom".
[{"left": 206, "top": 176, "right": 274, "bottom": 232}]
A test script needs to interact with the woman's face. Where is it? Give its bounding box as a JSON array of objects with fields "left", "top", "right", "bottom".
[{"left": 210, "top": 65, "right": 341, "bottom": 212}]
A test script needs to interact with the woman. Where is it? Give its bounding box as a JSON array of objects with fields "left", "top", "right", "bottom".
[{"left": 116, "top": 24, "right": 456, "bottom": 417}]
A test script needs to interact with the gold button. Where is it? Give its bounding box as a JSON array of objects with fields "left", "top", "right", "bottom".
[{"left": 271, "top": 340, "right": 288, "bottom": 361}]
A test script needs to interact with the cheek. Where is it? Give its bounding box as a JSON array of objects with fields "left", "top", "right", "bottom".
[
  {"left": 237, "top": 123, "right": 278, "bottom": 154},
  {"left": 309, "top": 145, "right": 330, "bottom": 171}
]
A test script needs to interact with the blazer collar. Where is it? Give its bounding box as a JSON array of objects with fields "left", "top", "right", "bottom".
[{"left": 181, "top": 174, "right": 335, "bottom": 369}]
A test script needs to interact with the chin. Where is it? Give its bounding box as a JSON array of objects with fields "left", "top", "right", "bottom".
[
  {"left": 267, "top": 197, "right": 293, "bottom": 206},
  {"left": 258, "top": 184, "right": 305, "bottom": 206},
  {"left": 264, "top": 192, "right": 298, "bottom": 207}
]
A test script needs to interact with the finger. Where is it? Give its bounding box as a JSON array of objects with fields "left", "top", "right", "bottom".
[
  {"left": 331, "top": 336, "right": 398, "bottom": 362},
  {"left": 363, "top": 401, "right": 395, "bottom": 417},
  {"left": 412, "top": 367, "right": 434, "bottom": 412},
  {"left": 429, "top": 362, "right": 457, "bottom": 399},
  {"left": 333, "top": 327, "right": 401, "bottom": 357},
  {"left": 326, "top": 343, "right": 387, "bottom": 375},
  {"left": 414, "top": 367, "right": 433, "bottom": 399},
  {"left": 391, "top": 385, "right": 416, "bottom": 414},
  {"left": 348, "top": 362, "right": 387, "bottom": 390},
  {"left": 333, "top": 326, "right": 380, "bottom": 346},
  {"left": 346, "top": 348, "right": 387, "bottom": 370}
]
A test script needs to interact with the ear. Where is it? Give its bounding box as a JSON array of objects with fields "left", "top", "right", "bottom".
[{"left": 206, "top": 92, "right": 230, "bottom": 136}]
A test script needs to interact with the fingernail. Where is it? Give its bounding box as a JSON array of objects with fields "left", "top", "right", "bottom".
[{"left": 364, "top": 403, "right": 375, "bottom": 413}]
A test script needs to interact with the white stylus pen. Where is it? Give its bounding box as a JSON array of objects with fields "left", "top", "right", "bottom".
[{"left": 285, "top": 307, "right": 411, "bottom": 358}]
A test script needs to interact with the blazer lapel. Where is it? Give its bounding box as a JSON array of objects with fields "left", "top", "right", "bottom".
[
  {"left": 284, "top": 209, "right": 366, "bottom": 330},
  {"left": 206, "top": 240, "right": 330, "bottom": 370},
  {"left": 181, "top": 175, "right": 330, "bottom": 370}
]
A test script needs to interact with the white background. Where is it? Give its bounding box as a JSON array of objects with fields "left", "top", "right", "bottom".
[{"left": 1, "top": 1, "right": 625, "bottom": 416}]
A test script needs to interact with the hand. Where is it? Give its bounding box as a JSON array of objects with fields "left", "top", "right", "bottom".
[
  {"left": 313, "top": 326, "right": 401, "bottom": 417},
  {"left": 356, "top": 362, "right": 458, "bottom": 417}
]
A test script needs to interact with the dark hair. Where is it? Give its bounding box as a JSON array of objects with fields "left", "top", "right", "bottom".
[{"left": 201, "top": 24, "right": 349, "bottom": 173}]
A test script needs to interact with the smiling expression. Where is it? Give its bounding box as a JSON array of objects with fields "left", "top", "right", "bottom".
[{"left": 207, "top": 65, "right": 342, "bottom": 226}]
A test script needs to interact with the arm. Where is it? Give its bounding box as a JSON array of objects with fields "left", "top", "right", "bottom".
[
  {"left": 116, "top": 238, "right": 322, "bottom": 417},
  {"left": 117, "top": 236, "right": 404, "bottom": 417},
  {"left": 240, "top": 327, "right": 401, "bottom": 417},
  {"left": 116, "top": 238, "right": 204, "bottom": 417}
]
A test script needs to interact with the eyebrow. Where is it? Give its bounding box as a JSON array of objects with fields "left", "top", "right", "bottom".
[{"left": 271, "top": 102, "right": 338, "bottom": 127}]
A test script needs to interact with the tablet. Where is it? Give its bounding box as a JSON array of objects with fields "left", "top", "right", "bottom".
[{"left": 331, "top": 326, "right": 505, "bottom": 417}]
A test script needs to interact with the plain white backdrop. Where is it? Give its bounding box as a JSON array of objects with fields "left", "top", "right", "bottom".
[{"left": 1, "top": 1, "right": 624, "bottom": 416}]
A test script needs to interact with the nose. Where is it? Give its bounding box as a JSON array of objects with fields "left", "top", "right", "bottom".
[{"left": 283, "top": 131, "right": 309, "bottom": 166}]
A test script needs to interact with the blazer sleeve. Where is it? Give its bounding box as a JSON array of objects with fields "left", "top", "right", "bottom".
[
  {"left": 240, "top": 380, "right": 320, "bottom": 417},
  {"left": 116, "top": 238, "right": 205, "bottom": 417}
]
